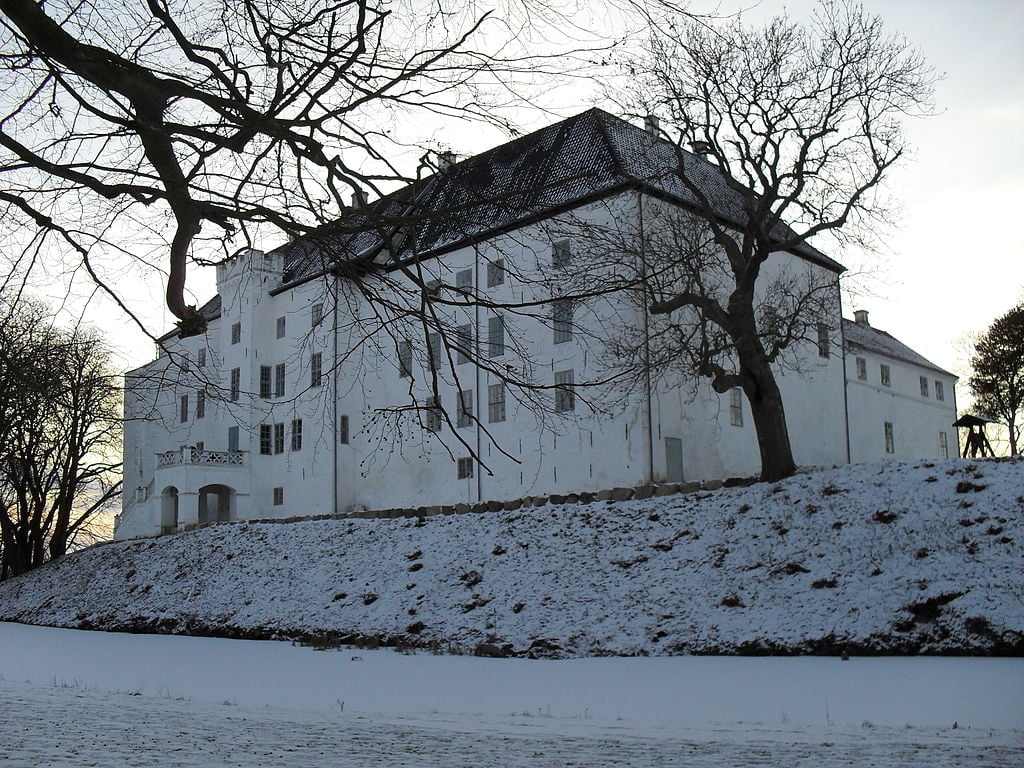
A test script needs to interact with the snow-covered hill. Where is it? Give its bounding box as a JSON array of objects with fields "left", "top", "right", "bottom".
[{"left": 1, "top": 459, "right": 1021, "bottom": 656}]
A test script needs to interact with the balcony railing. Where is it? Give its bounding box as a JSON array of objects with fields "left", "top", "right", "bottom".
[{"left": 156, "top": 447, "right": 247, "bottom": 469}]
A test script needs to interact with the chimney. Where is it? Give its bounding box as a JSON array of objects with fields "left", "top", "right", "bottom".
[
  {"left": 437, "top": 150, "right": 457, "bottom": 170},
  {"left": 854, "top": 309, "right": 869, "bottom": 327},
  {"left": 350, "top": 188, "right": 368, "bottom": 208},
  {"left": 644, "top": 114, "right": 660, "bottom": 137},
  {"left": 689, "top": 140, "right": 713, "bottom": 157}
]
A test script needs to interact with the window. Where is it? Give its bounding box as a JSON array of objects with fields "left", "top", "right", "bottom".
[
  {"left": 554, "top": 369, "right": 575, "bottom": 412},
  {"left": 230, "top": 368, "right": 240, "bottom": 402},
  {"left": 228, "top": 426, "right": 239, "bottom": 452},
  {"left": 488, "top": 383, "right": 506, "bottom": 423},
  {"left": 552, "top": 238, "right": 571, "bottom": 267},
  {"left": 259, "top": 424, "right": 272, "bottom": 455},
  {"left": 487, "top": 259, "right": 505, "bottom": 287},
  {"left": 398, "top": 340, "right": 412, "bottom": 378},
  {"left": 272, "top": 487, "right": 284, "bottom": 506},
  {"left": 457, "top": 457, "right": 474, "bottom": 479},
  {"left": 276, "top": 316, "right": 286, "bottom": 339},
  {"left": 259, "top": 365, "right": 272, "bottom": 398},
  {"left": 231, "top": 322, "right": 241, "bottom": 345},
  {"left": 197, "top": 348, "right": 207, "bottom": 368},
  {"left": 179, "top": 394, "right": 189, "bottom": 423},
  {"left": 291, "top": 419, "right": 303, "bottom": 451},
  {"left": 935, "top": 381, "right": 945, "bottom": 401},
  {"left": 884, "top": 422, "right": 894, "bottom": 454},
  {"left": 311, "top": 352, "right": 323, "bottom": 387},
  {"left": 880, "top": 364, "right": 891, "bottom": 387},
  {"left": 428, "top": 333, "right": 442, "bottom": 370},
  {"left": 340, "top": 415, "right": 350, "bottom": 444},
  {"left": 456, "top": 324, "right": 473, "bottom": 365},
  {"left": 920, "top": 376, "right": 929, "bottom": 397},
  {"left": 195, "top": 441, "right": 204, "bottom": 453},
  {"left": 855, "top": 357, "right": 867, "bottom": 380},
  {"left": 729, "top": 387, "right": 743, "bottom": 427},
  {"left": 939, "top": 431, "right": 949, "bottom": 459},
  {"left": 457, "top": 389, "right": 473, "bottom": 428},
  {"left": 273, "top": 423, "right": 285, "bottom": 454},
  {"left": 816, "top": 324, "right": 829, "bottom": 358},
  {"left": 456, "top": 268, "right": 473, "bottom": 292},
  {"left": 426, "top": 396, "right": 441, "bottom": 432},
  {"left": 181, "top": 352, "right": 190, "bottom": 373},
  {"left": 312, "top": 303, "right": 324, "bottom": 327},
  {"left": 196, "top": 390, "right": 206, "bottom": 419},
  {"left": 488, "top": 315, "right": 504, "bottom": 358},
  {"left": 274, "top": 363, "right": 285, "bottom": 397},
  {"left": 553, "top": 298, "right": 573, "bottom": 344}
]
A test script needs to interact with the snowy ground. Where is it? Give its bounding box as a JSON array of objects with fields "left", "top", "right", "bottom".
[
  {"left": 1, "top": 459, "right": 1021, "bottom": 656},
  {"left": 2, "top": 623, "right": 1022, "bottom": 767}
]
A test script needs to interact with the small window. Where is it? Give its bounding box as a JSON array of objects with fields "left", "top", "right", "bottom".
[
  {"left": 917, "top": 376, "right": 928, "bottom": 397},
  {"left": 935, "top": 381, "right": 945, "bottom": 401},
  {"left": 228, "top": 426, "right": 239, "bottom": 452},
  {"left": 488, "top": 316, "right": 504, "bottom": 358},
  {"left": 312, "top": 303, "right": 324, "bottom": 327},
  {"left": 181, "top": 352, "right": 190, "bottom": 373},
  {"left": 291, "top": 419, "right": 302, "bottom": 451},
  {"left": 311, "top": 352, "right": 323, "bottom": 387},
  {"left": 816, "top": 324, "right": 829, "bottom": 358},
  {"left": 554, "top": 369, "right": 575, "bottom": 412},
  {"left": 195, "top": 441, "right": 204, "bottom": 453},
  {"left": 273, "top": 423, "right": 285, "bottom": 454},
  {"left": 884, "top": 421, "right": 894, "bottom": 454},
  {"left": 230, "top": 368, "right": 240, "bottom": 402},
  {"left": 425, "top": 396, "right": 441, "bottom": 432},
  {"left": 259, "top": 424, "right": 272, "bottom": 455},
  {"left": 340, "top": 415, "right": 350, "bottom": 445},
  {"left": 428, "top": 333, "right": 442, "bottom": 371},
  {"left": 488, "top": 383, "right": 506, "bottom": 423},
  {"left": 939, "top": 431, "right": 949, "bottom": 459},
  {"left": 272, "top": 487, "right": 284, "bottom": 506},
  {"left": 457, "top": 457, "right": 474, "bottom": 479},
  {"left": 552, "top": 238, "right": 571, "bottom": 268},
  {"left": 457, "top": 389, "right": 473, "bottom": 428},
  {"left": 231, "top": 322, "right": 241, "bottom": 345},
  {"left": 487, "top": 259, "right": 505, "bottom": 287},
  {"left": 880, "top": 364, "right": 891, "bottom": 387},
  {"left": 553, "top": 299, "right": 573, "bottom": 344},
  {"left": 196, "top": 390, "right": 206, "bottom": 419},
  {"left": 729, "top": 387, "right": 743, "bottom": 427},
  {"left": 456, "top": 269, "right": 473, "bottom": 292},
  {"left": 276, "top": 316, "right": 286, "bottom": 339},
  {"left": 855, "top": 357, "right": 867, "bottom": 380},
  {"left": 179, "top": 394, "right": 189, "bottom": 423},
  {"left": 197, "top": 348, "right": 207, "bottom": 368},
  {"left": 274, "top": 363, "right": 285, "bottom": 398},
  {"left": 456, "top": 324, "right": 473, "bottom": 365},
  {"left": 398, "top": 340, "right": 412, "bottom": 378},
  {"left": 259, "top": 365, "right": 272, "bottom": 399}
]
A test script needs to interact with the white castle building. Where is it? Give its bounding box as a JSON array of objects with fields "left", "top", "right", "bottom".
[{"left": 116, "top": 110, "right": 958, "bottom": 539}]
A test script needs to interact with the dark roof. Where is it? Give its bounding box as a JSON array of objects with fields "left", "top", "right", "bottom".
[
  {"left": 273, "top": 108, "right": 844, "bottom": 290},
  {"left": 844, "top": 318, "right": 956, "bottom": 378},
  {"left": 156, "top": 294, "right": 222, "bottom": 343}
]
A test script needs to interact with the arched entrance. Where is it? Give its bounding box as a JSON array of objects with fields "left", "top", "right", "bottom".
[
  {"left": 198, "top": 484, "right": 233, "bottom": 524},
  {"left": 160, "top": 486, "right": 179, "bottom": 534}
]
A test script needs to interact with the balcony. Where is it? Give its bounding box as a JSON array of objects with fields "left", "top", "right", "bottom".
[{"left": 156, "top": 447, "right": 247, "bottom": 469}]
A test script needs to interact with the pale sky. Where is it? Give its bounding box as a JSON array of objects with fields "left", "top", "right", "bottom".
[{"left": 47, "top": 0, "right": 1024, "bottom": 393}]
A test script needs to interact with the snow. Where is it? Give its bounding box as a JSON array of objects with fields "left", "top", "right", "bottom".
[
  {"left": 2, "top": 459, "right": 1021, "bottom": 656},
  {"left": 1, "top": 623, "right": 1022, "bottom": 767}
]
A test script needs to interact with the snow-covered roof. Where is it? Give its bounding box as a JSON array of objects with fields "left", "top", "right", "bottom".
[
  {"left": 844, "top": 318, "right": 955, "bottom": 377},
  {"left": 272, "top": 108, "right": 845, "bottom": 291}
]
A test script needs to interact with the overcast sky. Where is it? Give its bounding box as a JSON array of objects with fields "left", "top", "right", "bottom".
[{"left": 64, "top": 0, "right": 1023, "bottom": 389}]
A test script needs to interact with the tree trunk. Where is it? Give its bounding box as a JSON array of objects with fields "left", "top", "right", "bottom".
[{"left": 739, "top": 351, "right": 797, "bottom": 482}]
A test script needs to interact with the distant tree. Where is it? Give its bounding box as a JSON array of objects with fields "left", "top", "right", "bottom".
[
  {"left": 0, "top": 301, "right": 121, "bottom": 579},
  {"left": 969, "top": 302, "right": 1024, "bottom": 456},
  {"left": 605, "top": 0, "right": 934, "bottom": 480}
]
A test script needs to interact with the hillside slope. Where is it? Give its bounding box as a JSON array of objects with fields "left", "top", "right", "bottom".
[{"left": 1, "top": 459, "right": 1021, "bottom": 656}]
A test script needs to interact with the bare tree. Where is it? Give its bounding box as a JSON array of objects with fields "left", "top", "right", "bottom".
[
  {"left": 0, "top": 300, "right": 121, "bottom": 579},
  {"left": 605, "top": 0, "right": 935, "bottom": 480},
  {"left": 969, "top": 301, "right": 1024, "bottom": 456}
]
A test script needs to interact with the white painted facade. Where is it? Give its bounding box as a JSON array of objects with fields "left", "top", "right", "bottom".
[{"left": 115, "top": 115, "right": 958, "bottom": 540}]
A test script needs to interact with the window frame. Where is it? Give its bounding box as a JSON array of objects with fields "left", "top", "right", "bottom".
[
  {"left": 553, "top": 298, "right": 573, "bottom": 344},
  {"left": 228, "top": 426, "right": 240, "bottom": 453},
  {"left": 311, "top": 352, "right": 323, "bottom": 387},
  {"left": 272, "top": 486, "right": 284, "bottom": 506},
  {"left": 880, "top": 364, "right": 891, "bottom": 387},
  {"left": 488, "top": 315, "right": 505, "bottom": 358},
  {"left": 230, "top": 322, "right": 241, "bottom": 345},
  {"left": 290, "top": 419, "right": 302, "bottom": 451},
  {"left": 179, "top": 394, "right": 189, "bottom": 423},
  {"left": 398, "top": 340, "right": 413, "bottom": 378},
  {"left": 816, "top": 323, "right": 829, "bottom": 358},
  {"left": 920, "top": 376, "right": 929, "bottom": 398},
  {"left": 230, "top": 368, "right": 240, "bottom": 402},
  {"left": 425, "top": 396, "right": 442, "bottom": 432},
  {"left": 457, "top": 389, "right": 474, "bottom": 428},
  {"left": 259, "top": 365, "right": 272, "bottom": 398},
  {"left": 275, "top": 316, "right": 286, "bottom": 339},
  {"left": 855, "top": 357, "right": 867, "bottom": 381},
  {"left": 340, "top": 414, "right": 350, "bottom": 444},
  {"left": 554, "top": 369, "right": 575, "bottom": 412},
  {"left": 273, "top": 423, "right": 285, "bottom": 455},
  {"left": 196, "top": 390, "right": 206, "bottom": 419},
  {"left": 486, "top": 259, "right": 505, "bottom": 287},
  {"left": 884, "top": 421, "right": 895, "bottom": 454},
  {"left": 311, "top": 303, "right": 324, "bottom": 327},
  {"left": 552, "top": 238, "right": 571, "bottom": 268},
  {"left": 259, "top": 424, "right": 272, "bottom": 455},
  {"left": 935, "top": 380, "right": 945, "bottom": 401},
  {"left": 488, "top": 383, "right": 506, "bottom": 423},
  {"left": 274, "top": 363, "right": 285, "bottom": 398},
  {"left": 729, "top": 387, "right": 743, "bottom": 427},
  {"left": 456, "top": 323, "right": 473, "bottom": 365},
  {"left": 457, "top": 456, "right": 474, "bottom": 479}
]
